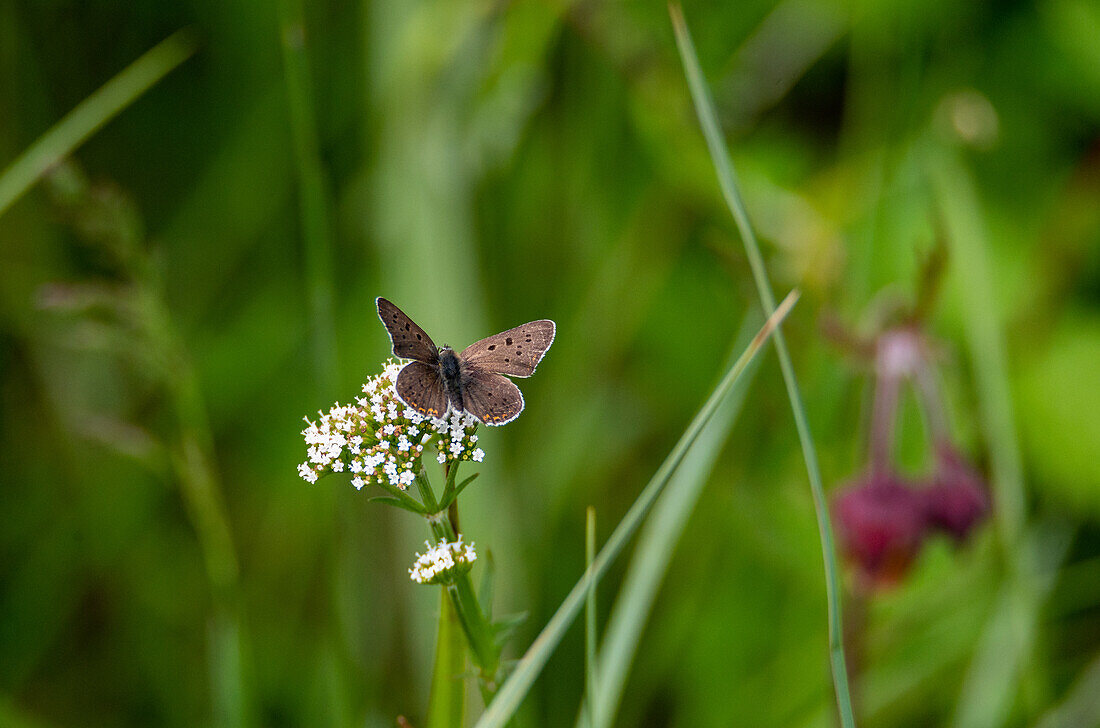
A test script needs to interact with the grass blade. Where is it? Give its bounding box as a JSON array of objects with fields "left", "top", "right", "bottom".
[
  {"left": 584, "top": 507, "right": 598, "bottom": 728},
  {"left": 586, "top": 312, "right": 764, "bottom": 728},
  {"left": 668, "top": 5, "right": 855, "bottom": 726},
  {"left": 474, "top": 291, "right": 800, "bottom": 728},
  {"left": 0, "top": 29, "right": 197, "bottom": 219}
]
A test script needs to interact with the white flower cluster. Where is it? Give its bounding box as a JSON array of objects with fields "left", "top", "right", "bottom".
[
  {"left": 408, "top": 538, "right": 477, "bottom": 585},
  {"left": 298, "top": 360, "right": 485, "bottom": 491},
  {"left": 433, "top": 410, "right": 485, "bottom": 465}
]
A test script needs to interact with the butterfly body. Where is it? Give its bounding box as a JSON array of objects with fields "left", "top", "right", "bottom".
[
  {"left": 437, "top": 346, "right": 465, "bottom": 413},
  {"left": 376, "top": 297, "right": 555, "bottom": 426}
]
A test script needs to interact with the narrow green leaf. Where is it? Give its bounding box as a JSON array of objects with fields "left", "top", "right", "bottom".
[
  {"left": 584, "top": 507, "right": 598, "bottom": 728},
  {"left": 439, "top": 473, "right": 480, "bottom": 511},
  {"left": 492, "top": 612, "right": 529, "bottom": 647},
  {"left": 474, "top": 291, "right": 799, "bottom": 728},
  {"left": 586, "top": 313, "right": 764, "bottom": 728},
  {"left": 668, "top": 5, "right": 855, "bottom": 726},
  {"left": 0, "top": 29, "right": 198, "bottom": 219},
  {"left": 427, "top": 590, "right": 466, "bottom": 728}
]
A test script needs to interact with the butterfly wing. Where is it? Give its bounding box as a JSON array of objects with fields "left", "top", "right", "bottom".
[
  {"left": 460, "top": 320, "right": 555, "bottom": 378},
  {"left": 377, "top": 297, "right": 439, "bottom": 363},
  {"left": 461, "top": 368, "right": 525, "bottom": 426},
  {"left": 395, "top": 361, "right": 448, "bottom": 419}
]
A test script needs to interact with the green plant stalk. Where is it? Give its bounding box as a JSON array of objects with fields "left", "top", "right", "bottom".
[
  {"left": 427, "top": 590, "right": 466, "bottom": 728},
  {"left": 0, "top": 29, "right": 197, "bottom": 219},
  {"left": 474, "top": 291, "right": 799, "bottom": 728},
  {"left": 584, "top": 507, "right": 598, "bottom": 728},
  {"left": 418, "top": 467, "right": 502, "bottom": 697},
  {"left": 275, "top": 0, "right": 339, "bottom": 398},
  {"left": 668, "top": 6, "right": 855, "bottom": 727}
]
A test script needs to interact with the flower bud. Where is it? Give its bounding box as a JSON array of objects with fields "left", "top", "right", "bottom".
[
  {"left": 833, "top": 472, "right": 927, "bottom": 586},
  {"left": 923, "top": 443, "right": 989, "bottom": 541}
]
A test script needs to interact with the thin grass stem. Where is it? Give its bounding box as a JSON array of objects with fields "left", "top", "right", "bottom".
[
  {"left": 0, "top": 30, "right": 197, "bottom": 219},
  {"left": 668, "top": 5, "right": 855, "bottom": 726},
  {"left": 584, "top": 507, "right": 598, "bottom": 728}
]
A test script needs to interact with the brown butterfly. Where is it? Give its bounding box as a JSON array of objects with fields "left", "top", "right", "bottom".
[{"left": 376, "top": 297, "right": 555, "bottom": 426}]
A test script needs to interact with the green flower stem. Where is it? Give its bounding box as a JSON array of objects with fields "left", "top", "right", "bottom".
[
  {"left": 416, "top": 470, "right": 442, "bottom": 513},
  {"left": 418, "top": 464, "right": 502, "bottom": 696}
]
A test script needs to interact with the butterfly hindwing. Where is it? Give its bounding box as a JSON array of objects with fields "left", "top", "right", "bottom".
[
  {"left": 377, "top": 297, "right": 438, "bottom": 363},
  {"left": 396, "top": 361, "right": 449, "bottom": 419},
  {"left": 460, "top": 368, "right": 525, "bottom": 426},
  {"left": 460, "top": 320, "right": 555, "bottom": 378}
]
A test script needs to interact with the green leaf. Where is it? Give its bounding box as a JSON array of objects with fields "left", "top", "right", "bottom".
[
  {"left": 492, "top": 612, "right": 529, "bottom": 649},
  {"left": 427, "top": 590, "right": 466, "bottom": 728},
  {"left": 439, "top": 472, "right": 480, "bottom": 511},
  {"left": 584, "top": 313, "right": 763, "bottom": 728},
  {"left": 473, "top": 291, "right": 798, "bottom": 728}
]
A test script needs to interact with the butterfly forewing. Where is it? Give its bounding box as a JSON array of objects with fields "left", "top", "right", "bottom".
[
  {"left": 396, "top": 361, "right": 449, "bottom": 419},
  {"left": 460, "top": 320, "right": 555, "bottom": 378},
  {"left": 461, "top": 369, "right": 525, "bottom": 426},
  {"left": 377, "top": 297, "right": 438, "bottom": 363}
]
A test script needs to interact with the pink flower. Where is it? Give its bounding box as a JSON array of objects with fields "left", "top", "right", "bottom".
[
  {"left": 833, "top": 471, "right": 928, "bottom": 587},
  {"left": 922, "top": 443, "right": 989, "bottom": 541}
]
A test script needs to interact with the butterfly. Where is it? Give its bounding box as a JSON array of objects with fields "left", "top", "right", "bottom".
[{"left": 376, "top": 297, "right": 556, "bottom": 426}]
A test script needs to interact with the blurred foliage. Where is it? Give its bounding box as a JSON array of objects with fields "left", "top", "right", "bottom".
[{"left": 2, "top": 0, "right": 1099, "bottom": 727}]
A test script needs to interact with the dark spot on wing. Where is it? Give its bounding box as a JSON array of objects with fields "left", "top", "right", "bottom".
[
  {"left": 488, "top": 344, "right": 496, "bottom": 351},
  {"left": 506, "top": 337, "right": 513, "bottom": 345}
]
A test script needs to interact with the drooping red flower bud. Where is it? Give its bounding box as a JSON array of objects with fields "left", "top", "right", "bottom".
[
  {"left": 923, "top": 442, "right": 989, "bottom": 541},
  {"left": 832, "top": 472, "right": 928, "bottom": 587}
]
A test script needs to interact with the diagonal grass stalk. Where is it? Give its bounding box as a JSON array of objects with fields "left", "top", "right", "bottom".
[
  {"left": 0, "top": 29, "right": 197, "bottom": 220},
  {"left": 668, "top": 5, "right": 856, "bottom": 726},
  {"left": 582, "top": 312, "right": 764, "bottom": 728},
  {"left": 474, "top": 290, "right": 800, "bottom": 728}
]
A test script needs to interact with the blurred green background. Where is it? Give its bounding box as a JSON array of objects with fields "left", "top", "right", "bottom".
[{"left": 3, "top": 0, "right": 1100, "bottom": 726}]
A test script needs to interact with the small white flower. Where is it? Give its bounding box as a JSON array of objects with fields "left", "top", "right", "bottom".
[
  {"left": 298, "top": 359, "right": 488, "bottom": 490},
  {"left": 409, "top": 538, "right": 477, "bottom": 584}
]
